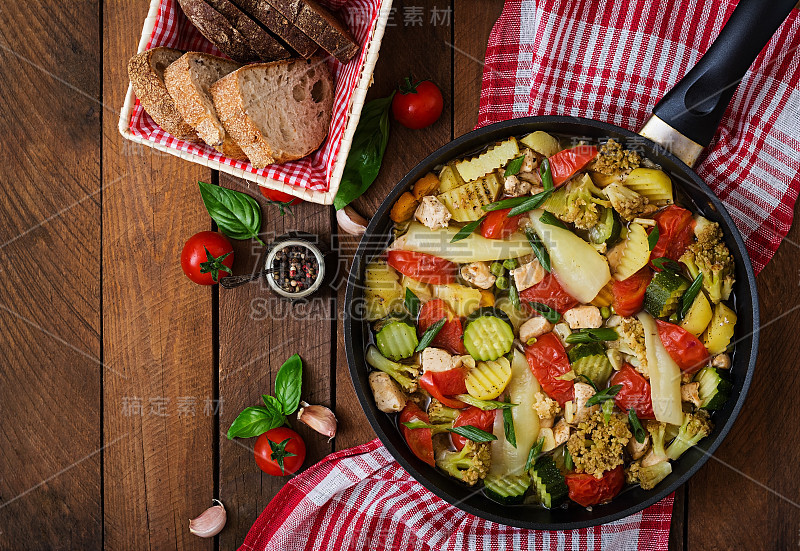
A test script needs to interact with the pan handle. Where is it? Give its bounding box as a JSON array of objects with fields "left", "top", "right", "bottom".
[{"left": 640, "top": 0, "right": 797, "bottom": 166}]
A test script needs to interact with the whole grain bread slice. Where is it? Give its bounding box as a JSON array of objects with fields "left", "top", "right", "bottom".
[
  {"left": 204, "top": 0, "right": 291, "bottom": 61},
  {"left": 164, "top": 52, "right": 248, "bottom": 160},
  {"left": 211, "top": 58, "right": 334, "bottom": 168},
  {"left": 127, "top": 48, "right": 199, "bottom": 141},
  {"left": 177, "top": 0, "right": 259, "bottom": 62},
  {"left": 231, "top": 0, "right": 318, "bottom": 58},
  {"left": 265, "top": 0, "right": 358, "bottom": 63}
]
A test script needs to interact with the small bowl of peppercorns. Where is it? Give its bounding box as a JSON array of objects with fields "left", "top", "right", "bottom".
[{"left": 266, "top": 239, "right": 325, "bottom": 299}]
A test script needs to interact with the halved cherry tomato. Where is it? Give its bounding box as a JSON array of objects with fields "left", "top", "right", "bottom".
[
  {"left": 612, "top": 267, "right": 653, "bottom": 317},
  {"left": 519, "top": 273, "right": 579, "bottom": 314},
  {"left": 387, "top": 250, "right": 458, "bottom": 285},
  {"left": 417, "top": 299, "right": 467, "bottom": 355},
  {"left": 651, "top": 205, "right": 696, "bottom": 264},
  {"left": 655, "top": 319, "right": 710, "bottom": 374},
  {"left": 549, "top": 145, "right": 599, "bottom": 186},
  {"left": 399, "top": 402, "right": 435, "bottom": 466},
  {"left": 565, "top": 466, "right": 625, "bottom": 507},
  {"left": 479, "top": 208, "right": 523, "bottom": 239},
  {"left": 419, "top": 370, "right": 467, "bottom": 409},
  {"left": 451, "top": 407, "right": 496, "bottom": 451},
  {"left": 525, "top": 332, "right": 574, "bottom": 406},
  {"left": 609, "top": 364, "right": 655, "bottom": 419}
]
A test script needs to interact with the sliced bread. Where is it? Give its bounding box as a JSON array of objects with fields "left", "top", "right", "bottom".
[
  {"left": 177, "top": 0, "right": 259, "bottom": 63},
  {"left": 127, "top": 47, "right": 199, "bottom": 141},
  {"left": 204, "top": 0, "right": 291, "bottom": 61},
  {"left": 265, "top": 0, "right": 358, "bottom": 63},
  {"left": 164, "top": 52, "right": 247, "bottom": 159},
  {"left": 231, "top": 0, "right": 318, "bottom": 58},
  {"left": 211, "top": 58, "right": 334, "bottom": 167}
]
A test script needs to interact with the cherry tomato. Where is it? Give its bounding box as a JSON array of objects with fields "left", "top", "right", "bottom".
[
  {"left": 651, "top": 205, "right": 695, "bottom": 263},
  {"left": 387, "top": 250, "right": 458, "bottom": 285},
  {"left": 548, "top": 145, "right": 599, "bottom": 186},
  {"left": 612, "top": 267, "right": 653, "bottom": 317},
  {"left": 519, "top": 273, "right": 579, "bottom": 314},
  {"left": 451, "top": 407, "right": 496, "bottom": 451},
  {"left": 565, "top": 466, "right": 625, "bottom": 507},
  {"left": 525, "top": 332, "right": 574, "bottom": 406},
  {"left": 417, "top": 299, "right": 467, "bottom": 355},
  {"left": 399, "top": 402, "right": 435, "bottom": 466},
  {"left": 254, "top": 427, "right": 306, "bottom": 476},
  {"left": 419, "top": 372, "right": 467, "bottom": 409},
  {"left": 180, "top": 231, "right": 234, "bottom": 285},
  {"left": 655, "top": 319, "right": 710, "bottom": 374},
  {"left": 479, "top": 208, "right": 523, "bottom": 239},
  {"left": 259, "top": 187, "right": 303, "bottom": 205},
  {"left": 609, "top": 364, "right": 655, "bottom": 419},
  {"left": 391, "top": 79, "right": 444, "bottom": 130}
]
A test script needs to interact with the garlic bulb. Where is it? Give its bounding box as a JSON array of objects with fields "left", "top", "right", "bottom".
[
  {"left": 336, "top": 206, "right": 368, "bottom": 236},
  {"left": 189, "top": 499, "right": 226, "bottom": 538},
  {"left": 297, "top": 401, "right": 337, "bottom": 439}
]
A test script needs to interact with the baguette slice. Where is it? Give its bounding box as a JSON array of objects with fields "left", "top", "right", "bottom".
[
  {"left": 164, "top": 52, "right": 247, "bottom": 159},
  {"left": 127, "top": 48, "right": 199, "bottom": 141},
  {"left": 204, "top": 0, "right": 291, "bottom": 61},
  {"left": 265, "top": 0, "right": 358, "bottom": 62},
  {"left": 177, "top": 0, "right": 259, "bottom": 63},
  {"left": 231, "top": 0, "right": 318, "bottom": 58},
  {"left": 211, "top": 58, "right": 334, "bottom": 167}
]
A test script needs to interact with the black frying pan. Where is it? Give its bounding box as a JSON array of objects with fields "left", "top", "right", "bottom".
[{"left": 344, "top": 0, "right": 795, "bottom": 529}]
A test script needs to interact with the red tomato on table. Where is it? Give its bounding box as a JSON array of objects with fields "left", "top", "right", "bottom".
[
  {"left": 565, "top": 466, "right": 625, "bottom": 507},
  {"left": 549, "top": 145, "right": 599, "bottom": 186},
  {"left": 399, "top": 402, "right": 435, "bottom": 466},
  {"left": 253, "top": 427, "right": 306, "bottom": 476},
  {"left": 417, "top": 299, "right": 466, "bottom": 355},
  {"left": 525, "top": 332, "right": 574, "bottom": 406},
  {"left": 609, "top": 364, "right": 655, "bottom": 419},
  {"left": 180, "top": 231, "right": 234, "bottom": 285},
  {"left": 612, "top": 267, "right": 653, "bottom": 317},
  {"left": 655, "top": 319, "right": 710, "bottom": 374},
  {"left": 387, "top": 250, "right": 458, "bottom": 285},
  {"left": 259, "top": 187, "right": 303, "bottom": 206},
  {"left": 479, "top": 208, "right": 523, "bottom": 239},
  {"left": 519, "top": 273, "right": 579, "bottom": 314},
  {"left": 391, "top": 79, "right": 444, "bottom": 129},
  {"left": 451, "top": 407, "right": 496, "bottom": 451},
  {"left": 650, "top": 205, "right": 695, "bottom": 263}
]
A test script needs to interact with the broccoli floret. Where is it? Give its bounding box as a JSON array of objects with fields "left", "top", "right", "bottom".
[
  {"left": 645, "top": 421, "right": 668, "bottom": 461},
  {"left": 566, "top": 410, "right": 631, "bottom": 478},
  {"left": 427, "top": 399, "right": 461, "bottom": 424},
  {"left": 592, "top": 139, "right": 642, "bottom": 175},
  {"left": 626, "top": 460, "right": 672, "bottom": 490},
  {"left": 366, "top": 345, "right": 419, "bottom": 393},
  {"left": 606, "top": 316, "right": 649, "bottom": 378},
  {"left": 544, "top": 175, "right": 612, "bottom": 230},
  {"left": 603, "top": 182, "right": 657, "bottom": 221},
  {"left": 679, "top": 219, "right": 734, "bottom": 304},
  {"left": 435, "top": 441, "right": 491, "bottom": 486},
  {"left": 665, "top": 410, "right": 713, "bottom": 460}
]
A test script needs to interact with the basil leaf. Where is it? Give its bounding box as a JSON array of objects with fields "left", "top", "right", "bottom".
[
  {"left": 585, "top": 384, "right": 623, "bottom": 407},
  {"left": 455, "top": 394, "right": 517, "bottom": 410},
  {"left": 628, "top": 409, "right": 647, "bottom": 443},
  {"left": 275, "top": 354, "right": 303, "bottom": 415},
  {"left": 564, "top": 448, "right": 574, "bottom": 470},
  {"left": 502, "top": 400, "right": 516, "bottom": 448},
  {"left": 483, "top": 196, "right": 530, "bottom": 212},
  {"left": 198, "top": 182, "right": 264, "bottom": 244},
  {"left": 509, "top": 277, "right": 521, "bottom": 310},
  {"left": 405, "top": 287, "right": 421, "bottom": 318},
  {"left": 648, "top": 226, "right": 660, "bottom": 251},
  {"left": 415, "top": 317, "right": 446, "bottom": 352},
  {"left": 565, "top": 328, "right": 619, "bottom": 344},
  {"left": 333, "top": 93, "right": 394, "bottom": 210},
  {"left": 540, "top": 158, "right": 554, "bottom": 191},
  {"left": 262, "top": 394, "right": 283, "bottom": 415},
  {"left": 679, "top": 273, "right": 704, "bottom": 320},
  {"left": 525, "top": 436, "right": 545, "bottom": 471},
  {"left": 504, "top": 155, "right": 526, "bottom": 177},
  {"left": 508, "top": 188, "right": 554, "bottom": 216},
  {"left": 528, "top": 301, "right": 560, "bottom": 323},
  {"left": 651, "top": 257, "right": 682, "bottom": 272},
  {"left": 539, "top": 211, "right": 567, "bottom": 229},
  {"left": 525, "top": 228, "right": 551, "bottom": 272},
  {"left": 451, "top": 217, "right": 485, "bottom": 243},
  {"left": 448, "top": 425, "right": 497, "bottom": 443},
  {"left": 226, "top": 406, "right": 284, "bottom": 439}
]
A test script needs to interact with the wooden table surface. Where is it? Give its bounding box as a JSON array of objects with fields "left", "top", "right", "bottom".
[{"left": 1, "top": 1, "right": 798, "bottom": 549}]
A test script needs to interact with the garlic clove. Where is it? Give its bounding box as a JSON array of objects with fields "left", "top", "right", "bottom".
[
  {"left": 189, "top": 499, "right": 226, "bottom": 538},
  {"left": 297, "top": 401, "right": 337, "bottom": 440},
  {"left": 336, "top": 206, "right": 369, "bottom": 236}
]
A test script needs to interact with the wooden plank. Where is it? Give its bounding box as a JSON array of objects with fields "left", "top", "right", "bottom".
[
  {"left": 217, "top": 178, "right": 335, "bottom": 549},
  {"left": 102, "top": 1, "right": 215, "bottom": 549},
  {"left": 687, "top": 215, "right": 800, "bottom": 550},
  {"left": 0, "top": 1, "right": 101, "bottom": 548}
]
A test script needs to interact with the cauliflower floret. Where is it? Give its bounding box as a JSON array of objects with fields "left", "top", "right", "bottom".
[
  {"left": 566, "top": 410, "right": 632, "bottom": 478},
  {"left": 665, "top": 410, "right": 713, "bottom": 460},
  {"left": 533, "top": 391, "right": 561, "bottom": 420},
  {"left": 603, "top": 182, "right": 657, "bottom": 221},
  {"left": 461, "top": 261, "right": 496, "bottom": 290},
  {"left": 435, "top": 441, "right": 491, "bottom": 485},
  {"left": 606, "top": 316, "right": 648, "bottom": 378},
  {"left": 504, "top": 174, "right": 532, "bottom": 198},
  {"left": 679, "top": 218, "right": 735, "bottom": 304},
  {"left": 592, "top": 139, "right": 642, "bottom": 175},
  {"left": 414, "top": 196, "right": 451, "bottom": 230},
  {"left": 626, "top": 460, "right": 672, "bottom": 490}
]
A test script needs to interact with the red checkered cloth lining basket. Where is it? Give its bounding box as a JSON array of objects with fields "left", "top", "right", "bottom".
[
  {"left": 478, "top": 0, "right": 800, "bottom": 275},
  {"left": 239, "top": 439, "right": 673, "bottom": 551},
  {"left": 129, "top": 0, "right": 380, "bottom": 193}
]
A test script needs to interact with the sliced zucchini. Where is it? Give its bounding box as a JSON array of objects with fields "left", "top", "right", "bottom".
[
  {"left": 694, "top": 366, "right": 732, "bottom": 410},
  {"left": 613, "top": 222, "right": 651, "bottom": 281},
  {"left": 589, "top": 207, "right": 622, "bottom": 246},
  {"left": 568, "top": 342, "right": 613, "bottom": 386},
  {"left": 376, "top": 321, "right": 419, "bottom": 361},
  {"left": 455, "top": 137, "right": 520, "bottom": 182},
  {"left": 463, "top": 308, "right": 514, "bottom": 361},
  {"left": 436, "top": 173, "right": 502, "bottom": 222},
  {"left": 644, "top": 270, "right": 690, "bottom": 318},
  {"left": 530, "top": 455, "right": 568, "bottom": 509},
  {"left": 483, "top": 473, "right": 531, "bottom": 505},
  {"left": 465, "top": 357, "right": 512, "bottom": 400}
]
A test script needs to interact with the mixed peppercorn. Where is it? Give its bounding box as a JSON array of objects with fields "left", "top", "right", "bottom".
[{"left": 271, "top": 245, "right": 319, "bottom": 293}]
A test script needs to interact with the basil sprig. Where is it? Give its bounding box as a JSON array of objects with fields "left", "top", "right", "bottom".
[
  {"left": 451, "top": 216, "right": 486, "bottom": 243},
  {"left": 628, "top": 409, "right": 647, "bottom": 443},
  {"left": 679, "top": 273, "right": 704, "bottom": 320},
  {"left": 525, "top": 228, "right": 551, "bottom": 272},
  {"left": 502, "top": 398, "right": 516, "bottom": 448},
  {"left": 565, "top": 328, "right": 619, "bottom": 344},
  {"left": 648, "top": 226, "right": 660, "bottom": 251},
  {"left": 504, "top": 155, "right": 526, "bottom": 177},
  {"left": 525, "top": 436, "right": 545, "bottom": 471},
  {"left": 508, "top": 188, "right": 555, "bottom": 216},
  {"left": 585, "top": 384, "right": 623, "bottom": 408},
  {"left": 528, "top": 301, "right": 560, "bottom": 323},
  {"left": 199, "top": 182, "right": 266, "bottom": 246},
  {"left": 405, "top": 288, "right": 421, "bottom": 318},
  {"left": 415, "top": 317, "right": 446, "bottom": 352}
]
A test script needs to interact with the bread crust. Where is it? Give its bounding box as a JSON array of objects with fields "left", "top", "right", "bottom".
[
  {"left": 204, "top": 0, "right": 292, "bottom": 61},
  {"left": 177, "top": 0, "right": 259, "bottom": 62},
  {"left": 264, "top": 0, "right": 358, "bottom": 62},
  {"left": 231, "top": 0, "right": 318, "bottom": 58}
]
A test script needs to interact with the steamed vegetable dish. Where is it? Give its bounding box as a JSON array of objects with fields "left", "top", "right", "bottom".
[{"left": 363, "top": 133, "right": 737, "bottom": 509}]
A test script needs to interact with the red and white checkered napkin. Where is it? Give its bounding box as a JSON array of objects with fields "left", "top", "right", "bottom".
[
  {"left": 478, "top": 0, "right": 800, "bottom": 275},
  {"left": 239, "top": 439, "right": 673, "bottom": 551}
]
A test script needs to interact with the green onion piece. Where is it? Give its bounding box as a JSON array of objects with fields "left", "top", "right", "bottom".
[
  {"left": 451, "top": 217, "right": 486, "bottom": 243},
  {"left": 490, "top": 261, "right": 506, "bottom": 277},
  {"left": 524, "top": 228, "right": 551, "bottom": 272},
  {"left": 679, "top": 273, "right": 704, "bottom": 320},
  {"left": 502, "top": 400, "right": 516, "bottom": 448},
  {"left": 509, "top": 278, "right": 521, "bottom": 310},
  {"left": 564, "top": 328, "right": 619, "bottom": 344},
  {"left": 578, "top": 374, "right": 599, "bottom": 392},
  {"left": 585, "top": 384, "right": 623, "bottom": 408},
  {"left": 540, "top": 158, "right": 554, "bottom": 191},
  {"left": 628, "top": 409, "right": 647, "bottom": 444},
  {"left": 482, "top": 196, "right": 530, "bottom": 212},
  {"left": 602, "top": 399, "right": 614, "bottom": 425},
  {"left": 651, "top": 257, "right": 682, "bottom": 272},
  {"left": 528, "top": 301, "right": 560, "bottom": 324},
  {"left": 454, "top": 394, "right": 517, "bottom": 410},
  {"left": 539, "top": 211, "right": 567, "bottom": 229},
  {"left": 448, "top": 425, "right": 498, "bottom": 442},
  {"left": 525, "top": 436, "right": 545, "bottom": 471},
  {"left": 564, "top": 448, "right": 574, "bottom": 471},
  {"left": 405, "top": 288, "right": 420, "bottom": 318},
  {"left": 401, "top": 421, "right": 431, "bottom": 430},
  {"left": 495, "top": 275, "right": 509, "bottom": 290},
  {"left": 508, "top": 188, "right": 555, "bottom": 216},
  {"left": 504, "top": 155, "right": 526, "bottom": 177},
  {"left": 648, "top": 226, "right": 660, "bottom": 251},
  {"left": 415, "top": 317, "right": 446, "bottom": 352},
  {"left": 503, "top": 258, "right": 519, "bottom": 270}
]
